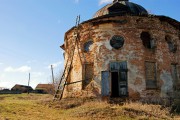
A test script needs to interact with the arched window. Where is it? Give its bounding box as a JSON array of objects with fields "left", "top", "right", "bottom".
[
  {"left": 84, "top": 40, "right": 93, "bottom": 52},
  {"left": 165, "top": 35, "right": 177, "bottom": 53},
  {"left": 140, "top": 32, "right": 153, "bottom": 49}
]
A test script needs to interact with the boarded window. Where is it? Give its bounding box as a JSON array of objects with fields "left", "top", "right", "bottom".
[
  {"left": 178, "top": 65, "right": 180, "bottom": 82},
  {"left": 171, "top": 64, "right": 178, "bottom": 90},
  {"left": 145, "top": 62, "right": 157, "bottom": 89},
  {"left": 171, "top": 64, "right": 178, "bottom": 80},
  {"left": 177, "top": 65, "right": 180, "bottom": 89},
  {"left": 83, "top": 63, "right": 94, "bottom": 89}
]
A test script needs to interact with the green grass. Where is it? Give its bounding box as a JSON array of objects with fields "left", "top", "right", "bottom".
[
  {"left": 0, "top": 94, "right": 65, "bottom": 120},
  {"left": 0, "top": 94, "right": 179, "bottom": 120}
]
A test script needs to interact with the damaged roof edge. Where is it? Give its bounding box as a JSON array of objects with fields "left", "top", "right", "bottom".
[
  {"left": 156, "top": 15, "right": 180, "bottom": 30},
  {"left": 63, "top": 14, "right": 180, "bottom": 40}
]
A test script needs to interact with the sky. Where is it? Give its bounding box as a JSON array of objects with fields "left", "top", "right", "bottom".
[{"left": 0, "top": 0, "right": 180, "bottom": 89}]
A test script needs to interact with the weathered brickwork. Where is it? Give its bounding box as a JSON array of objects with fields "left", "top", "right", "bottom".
[{"left": 61, "top": 15, "right": 180, "bottom": 99}]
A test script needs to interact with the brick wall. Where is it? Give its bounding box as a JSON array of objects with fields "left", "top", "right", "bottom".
[{"left": 62, "top": 15, "right": 180, "bottom": 99}]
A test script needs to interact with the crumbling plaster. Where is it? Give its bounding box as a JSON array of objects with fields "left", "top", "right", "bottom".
[{"left": 63, "top": 16, "right": 180, "bottom": 99}]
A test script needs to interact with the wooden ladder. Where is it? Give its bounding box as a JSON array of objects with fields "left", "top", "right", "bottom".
[{"left": 53, "top": 15, "right": 83, "bottom": 101}]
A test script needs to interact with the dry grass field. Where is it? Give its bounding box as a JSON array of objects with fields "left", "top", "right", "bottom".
[{"left": 0, "top": 94, "right": 179, "bottom": 120}]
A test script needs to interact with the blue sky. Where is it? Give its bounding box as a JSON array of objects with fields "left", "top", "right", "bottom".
[{"left": 0, "top": 0, "right": 180, "bottom": 89}]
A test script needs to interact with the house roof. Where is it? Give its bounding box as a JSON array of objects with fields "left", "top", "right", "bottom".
[
  {"left": 35, "top": 84, "right": 53, "bottom": 89},
  {"left": 11, "top": 84, "right": 33, "bottom": 90},
  {"left": 13, "top": 84, "right": 31, "bottom": 87}
]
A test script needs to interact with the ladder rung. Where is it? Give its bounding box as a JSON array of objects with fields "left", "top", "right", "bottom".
[{"left": 53, "top": 16, "right": 84, "bottom": 101}]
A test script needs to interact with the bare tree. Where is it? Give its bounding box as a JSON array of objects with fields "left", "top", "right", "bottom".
[{"left": 52, "top": 69, "right": 64, "bottom": 91}]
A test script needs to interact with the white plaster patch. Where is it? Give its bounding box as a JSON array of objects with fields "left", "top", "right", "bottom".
[
  {"left": 104, "top": 40, "right": 112, "bottom": 50},
  {"left": 95, "top": 39, "right": 113, "bottom": 52},
  {"left": 126, "top": 51, "right": 139, "bottom": 60},
  {"left": 128, "top": 63, "right": 145, "bottom": 93},
  {"left": 160, "top": 70, "right": 173, "bottom": 97}
]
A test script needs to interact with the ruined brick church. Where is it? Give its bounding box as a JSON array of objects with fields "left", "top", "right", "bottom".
[{"left": 60, "top": 0, "right": 180, "bottom": 100}]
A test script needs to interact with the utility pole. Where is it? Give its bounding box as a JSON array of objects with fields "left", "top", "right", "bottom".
[
  {"left": 51, "top": 65, "right": 55, "bottom": 93},
  {"left": 28, "top": 73, "right": 30, "bottom": 94}
]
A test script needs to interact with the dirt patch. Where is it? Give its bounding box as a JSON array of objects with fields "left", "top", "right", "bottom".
[
  {"left": 46, "top": 97, "right": 98, "bottom": 110},
  {"left": 0, "top": 97, "right": 5, "bottom": 100},
  {"left": 72, "top": 106, "right": 122, "bottom": 119}
]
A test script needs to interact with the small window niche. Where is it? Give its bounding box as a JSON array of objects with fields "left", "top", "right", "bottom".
[
  {"left": 140, "top": 32, "right": 156, "bottom": 49},
  {"left": 165, "top": 35, "right": 177, "bottom": 53},
  {"left": 84, "top": 40, "right": 93, "bottom": 52}
]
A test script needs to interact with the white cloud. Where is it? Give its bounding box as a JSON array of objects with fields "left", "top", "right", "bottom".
[
  {"left": 99, "top": 0, "right": 112, "bottom": 5},
  {"left": 4, "top": 66, "right": 31, "bottom": 73},
  {"left": 48, "top": 61, "right": 63, "bottom": 69},
  {"left": 0, "top": 81, "right": 12, "bottom": 89},
  {"left": 31, "top": 72, "right": 44, "bottom": 77},
  {"left": 0, "top": 73, "right": 6, "bottom": 79}
]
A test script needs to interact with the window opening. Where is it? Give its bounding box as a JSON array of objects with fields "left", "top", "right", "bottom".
[
  {"left": 110, "top": 35, "right": 124, "bottom": 49},
  {"left": 165, "top": 35, "right": 177, "bottom": 53},
  {"left": 84, "top": 40, "right": 93, "bottom": 52},
  {"left": 141, "top": 32, "right": 154, "bottom": 49}
]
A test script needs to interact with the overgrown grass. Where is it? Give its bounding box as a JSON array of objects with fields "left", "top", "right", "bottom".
[
  {"left": 0, "top": 94, "right": 180, "bottom": 120},
  {"left": 0, "top": 94, "right": 65, "bottom": 120}
]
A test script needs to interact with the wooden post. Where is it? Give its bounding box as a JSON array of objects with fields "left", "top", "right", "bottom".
[
  {"left": 28, "top": 73, "right": 30, "bottom": 94},
  {"left": 51, "top": 65, "right": 55, "bottom": 93}
]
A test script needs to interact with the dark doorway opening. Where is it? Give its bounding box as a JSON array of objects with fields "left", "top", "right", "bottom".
[
  {"left": 111, "top": 72, "right": 119, "bottom": 97},
  {"left": 110, "top": 61, "right": 128, "bottom": 98}
]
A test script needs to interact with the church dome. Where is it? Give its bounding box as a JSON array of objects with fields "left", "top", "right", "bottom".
[{"left": 93, "top": 0, "right": 148, "bottom": 18}]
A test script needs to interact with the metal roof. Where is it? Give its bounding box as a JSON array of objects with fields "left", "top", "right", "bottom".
[{"left": 93, "top": 1, "right": 148, "bottom": 18}]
